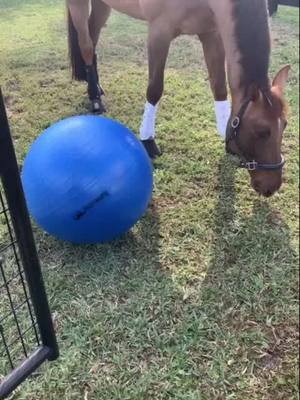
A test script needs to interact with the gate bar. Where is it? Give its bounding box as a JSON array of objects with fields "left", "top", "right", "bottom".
[{"left": 0, "top": 346, "right": 53, "bottom": 399}]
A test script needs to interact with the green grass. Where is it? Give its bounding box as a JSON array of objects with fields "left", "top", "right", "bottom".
[{"left": 0, "top": 2, "right": 299, "bottom": 399}]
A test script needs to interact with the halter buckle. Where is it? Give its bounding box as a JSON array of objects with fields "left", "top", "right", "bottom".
[
  {"left": 240, "top": 160, "right": 258, "bottom": 171},
  {"left": 231, "top": 117, "right": 240, "bottom": 130}
]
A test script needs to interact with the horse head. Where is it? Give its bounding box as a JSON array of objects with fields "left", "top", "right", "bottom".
[{"left": 226, "top": 66, "right": 290, "bottom": 197}]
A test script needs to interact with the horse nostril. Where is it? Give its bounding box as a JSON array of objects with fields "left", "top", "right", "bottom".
[
  {"left": 253, "top": 180, "right": 261, "bottom": 193},
  {"left": 226, "top": 145, "right": 235, "bottom": 155},
  {"left": 264, "top": 190, "right": 273, "bottom": 198}
]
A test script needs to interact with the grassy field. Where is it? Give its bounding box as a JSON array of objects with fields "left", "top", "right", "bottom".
[{"left": 0, "top": 1, "right": 299, "bottom": 399}]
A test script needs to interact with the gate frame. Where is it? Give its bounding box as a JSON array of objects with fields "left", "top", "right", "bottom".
[{"left": 0, "top": 88, "right": 59, "bottom": 399}]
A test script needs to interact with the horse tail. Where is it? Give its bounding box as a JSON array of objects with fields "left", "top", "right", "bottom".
[{"left": 67, "top": 7, "right": 86, "bottom": 81}]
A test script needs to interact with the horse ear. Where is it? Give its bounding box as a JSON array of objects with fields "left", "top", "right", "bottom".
[{"left": 272, "top": 65, "right": 291, "bottom": 92}]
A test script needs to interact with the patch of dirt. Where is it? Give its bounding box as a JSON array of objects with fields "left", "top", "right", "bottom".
[
  {"left": 6, "top": 78, "right": 20, "bottom": 92},
  {"left": 3, "top": 95, "right": 15, "bottom": 118},
  {"left": 258, "top": 350, "right": 282, "bottom": 371},
  {"left": 266, "top": 210, "right": 284, "bottom": 227},
  {"left": 3, "top": 78, "right": 22, "bottom": 118},
  {"left": 256, "top": 322, "right": 299, "bottom": 375},
  {"left": 149, "top": 196, "right": 181, "bottom": 212},
  {"left": 39, "top": 78, "right": 55, "bottom": 88}
]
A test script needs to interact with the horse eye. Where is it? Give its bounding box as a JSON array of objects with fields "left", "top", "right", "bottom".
[{"left": 257, "top": 129, "right": 271, "bottom": 139}]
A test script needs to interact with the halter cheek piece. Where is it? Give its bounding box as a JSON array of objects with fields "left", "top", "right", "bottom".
[{"left": 226, "top": 98, "right": 285, "bottom": 172}]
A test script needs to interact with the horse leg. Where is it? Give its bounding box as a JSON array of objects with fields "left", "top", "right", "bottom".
[
  {"left": 199, "top": 32, "right": 230, "bottom": 139},
  {"left": 87, "top": 0, "right": 111, "bottom": 111},
  {"left": 140, "top": 22, "right": 172, "bottom": 159},
  {"left": 67, "top": 0, "right": 108, "bottom": 113}
]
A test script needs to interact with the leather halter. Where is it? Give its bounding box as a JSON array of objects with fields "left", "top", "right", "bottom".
[{"left": 226, "top": 98, "right": 285, "bottom": 171}]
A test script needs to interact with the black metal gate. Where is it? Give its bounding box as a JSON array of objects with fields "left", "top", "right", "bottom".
[
  {"left": 278, "top": 0, "right": 299, "bottom": 6},
  {"left": 0, "top": 88, "right": 58, "bottom": 399}
]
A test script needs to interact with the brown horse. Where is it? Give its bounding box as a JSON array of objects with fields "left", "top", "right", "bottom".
[{"left": 66, "top": 0, "right": 290, "bottom": 197}]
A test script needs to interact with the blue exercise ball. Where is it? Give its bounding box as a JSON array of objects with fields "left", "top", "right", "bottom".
[{"left": 22, "top": 116, "right": 153, "bottom": 244}]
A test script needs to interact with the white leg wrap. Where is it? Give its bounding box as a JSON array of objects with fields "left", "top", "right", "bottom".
[
  {"left": 140, "top": 102, "right": 158, "bottom": 141},
  {"left": 214, "top": 100, "right": 231, "bottom": 139}
]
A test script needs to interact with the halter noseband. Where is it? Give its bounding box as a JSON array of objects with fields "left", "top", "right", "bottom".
[{"left": 226, "top": 98, "right": 285, "bottom": 172}]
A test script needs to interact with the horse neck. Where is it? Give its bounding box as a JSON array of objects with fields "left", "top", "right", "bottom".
[{"left": 211, "top": 0, "right": 271, "bottom": 111}]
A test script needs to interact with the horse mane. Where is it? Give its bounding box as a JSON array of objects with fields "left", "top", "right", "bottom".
[{"left": 232, "top": 0, "right": 271, "bottom": 93}]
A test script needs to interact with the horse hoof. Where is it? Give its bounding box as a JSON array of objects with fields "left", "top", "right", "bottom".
[
  {"left": 92, "top": 100, "right": 106, "bottom": 114},
  {"left": 141, "top": 139, "right": 162, "bottom": 159}
]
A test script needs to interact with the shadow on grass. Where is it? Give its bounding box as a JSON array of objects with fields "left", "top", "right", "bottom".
[
  {"left": 198, "top": 154, "right": 298, "bottom": 395},
  {"left": 204, "top": 155, "right": 297, "bottom": 310}
]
